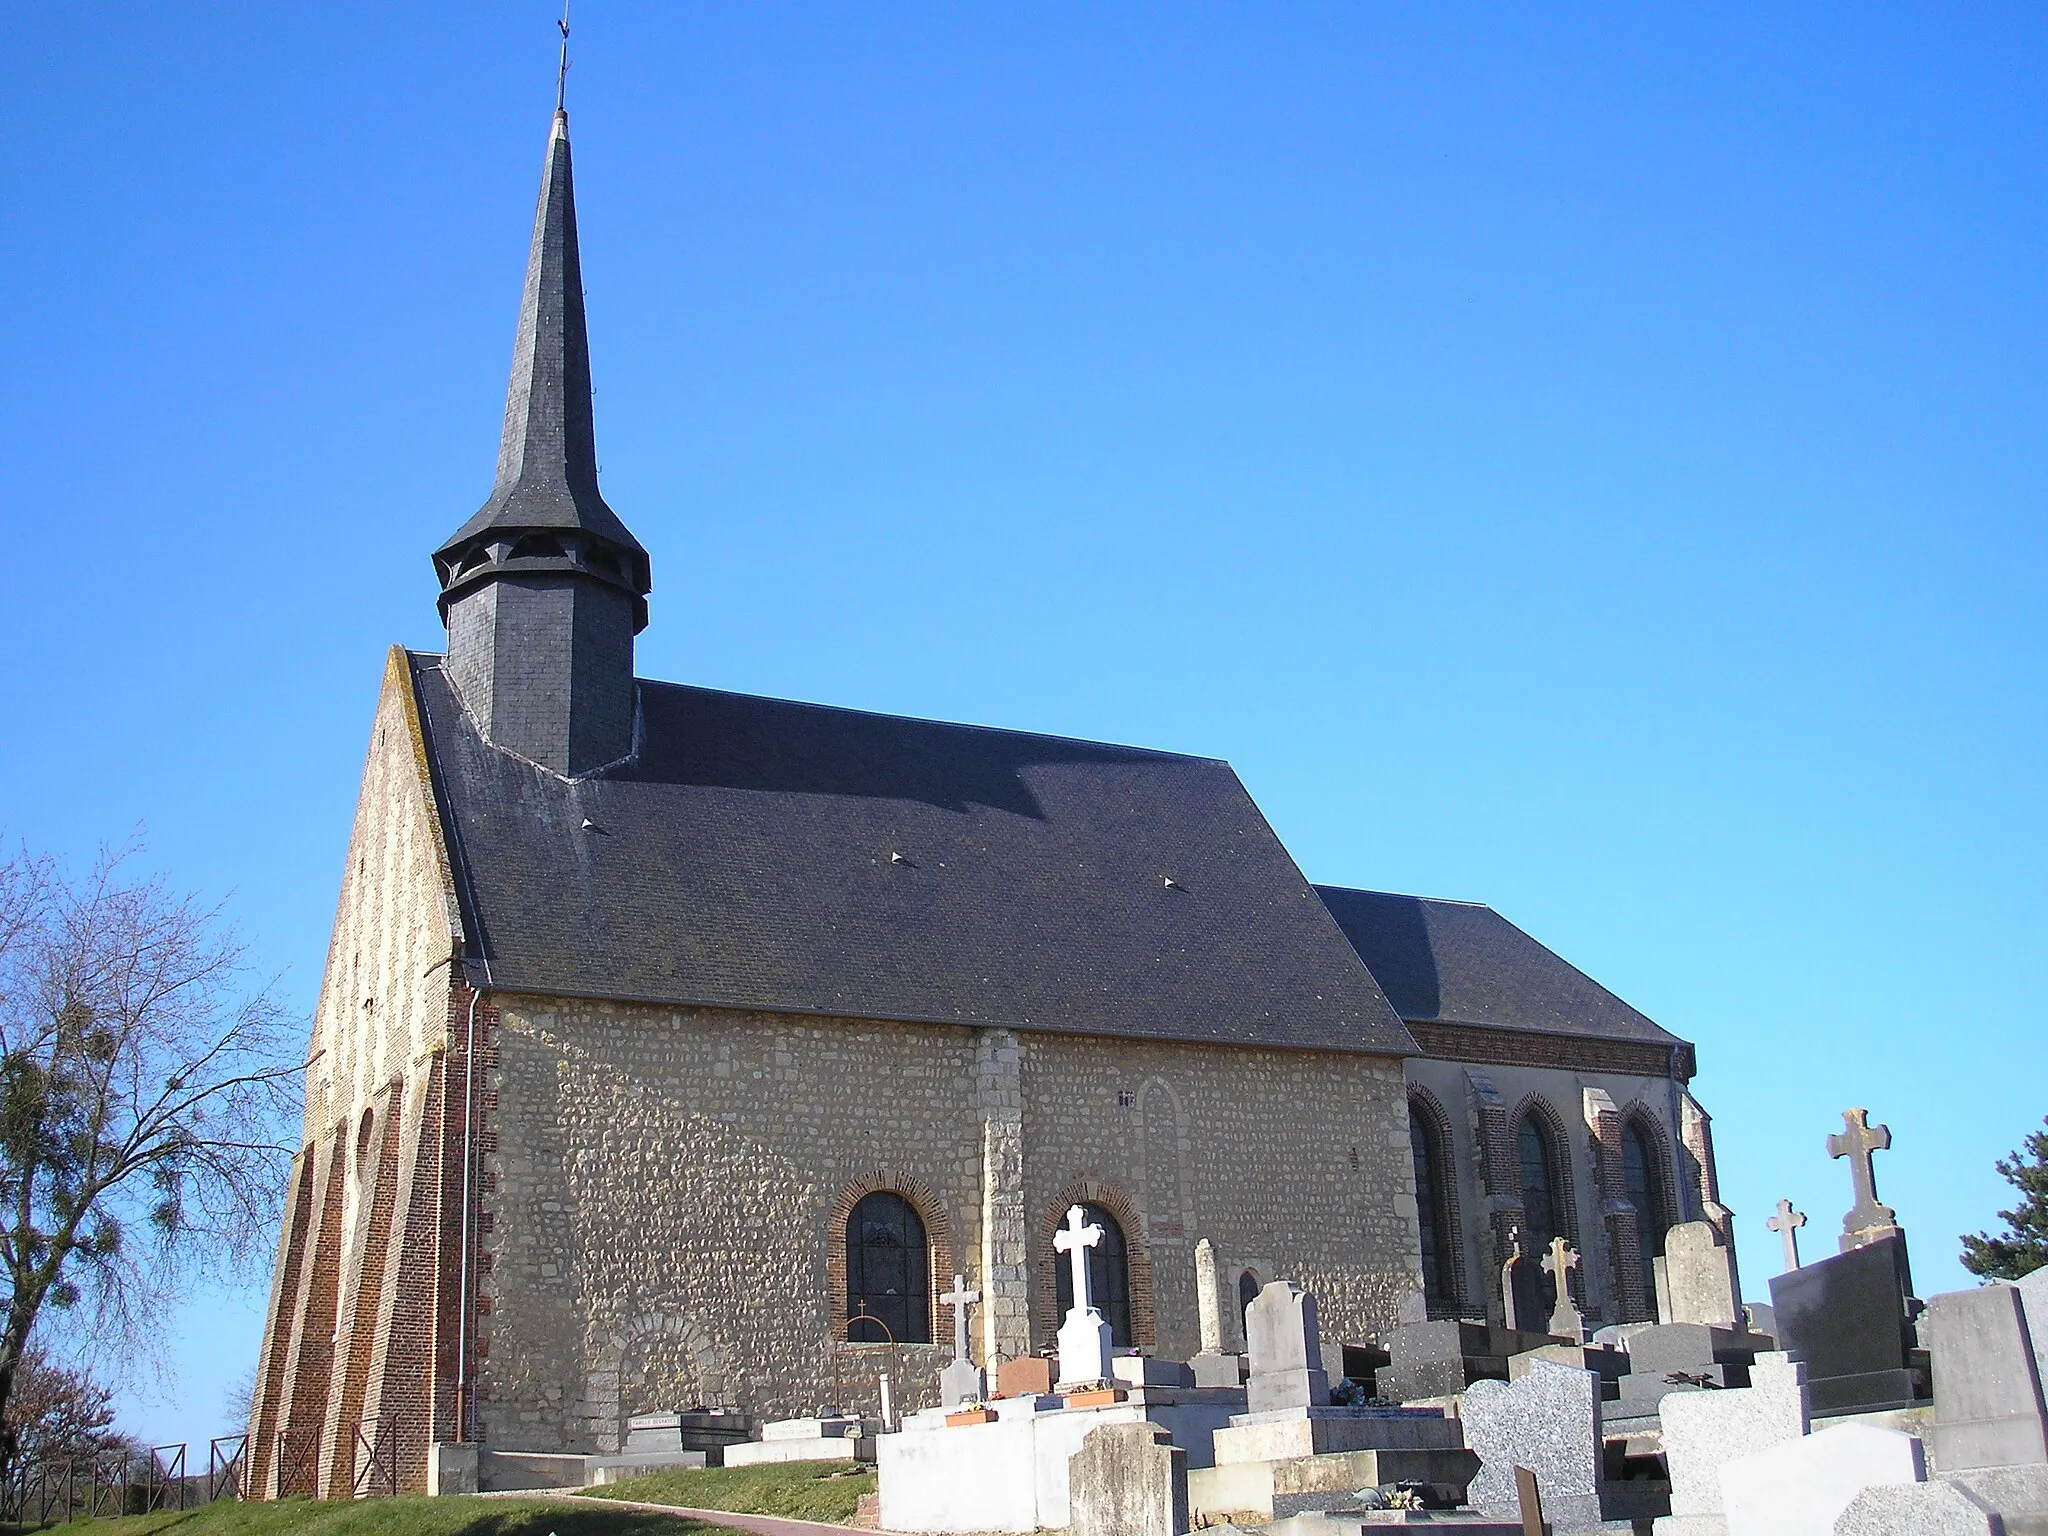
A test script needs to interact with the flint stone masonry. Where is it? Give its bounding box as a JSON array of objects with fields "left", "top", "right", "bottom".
[
  {"left": 1069, "top": 1422, "right": 1188, "bottom": 1536},
  {"left": 1718, "top": 1422, "right": 1926, "bottom": 1536},
  {"left": 473, "top": 999, "right": 1415, "bottom": 1448}
]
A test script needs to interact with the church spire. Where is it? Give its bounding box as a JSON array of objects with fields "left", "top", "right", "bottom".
[
  {"left": 433, "top": 107, "right": 650, "bottom": 623},
  {"left": 432, "top": 98, "right": 651, "bottom": 777}
]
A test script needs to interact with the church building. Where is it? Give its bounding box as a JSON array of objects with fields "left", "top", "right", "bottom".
[{"left": 247, "top": 104, "right": 1727, "bottom": 1498}]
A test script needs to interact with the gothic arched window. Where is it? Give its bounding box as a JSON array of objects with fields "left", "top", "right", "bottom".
[
  {"left": 1237, "top": 1268, "right": 1261, "bottom": 1328},
  {"left": 1516, "top": 1112, "right": 1567, "bottom": 1305},
  {"left": 1054, "top": 1203, "right": 1133, "bottom": 1346},
  {"left": 1622, "top": 1118, "right": 1668, "bottom": 1315},
  {"left": 846, "top": 1191, "right": 931, "bottom": 1344},
  {"left": 1410, "top": 1103, "right": 1459, "bottom": 1312}
]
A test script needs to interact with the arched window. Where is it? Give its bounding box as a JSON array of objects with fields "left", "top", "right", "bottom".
[
  {"left": 1622, "top": 1119, "right": 1668, "bottom": 1313},
  {"left": 1237, "top": 1268, "right": 1260, "bottom": 1328},
  {"left": 1516, "top": 1113, "right": 1567, "bottom": 1306},
  {"left": 845, "top": 1192, "right": 930, "bottom": 1343},
  {"left": 1410, "top": 1108, "right": 1459, "bottom": 1312},
  {"left": 1054, "top": 1203, "right": 1133, "bottom": 1346}
]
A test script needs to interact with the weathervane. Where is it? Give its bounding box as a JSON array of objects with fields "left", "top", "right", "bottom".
[{"left": 555, "top": 0, "right": 573, "bottom": 115}]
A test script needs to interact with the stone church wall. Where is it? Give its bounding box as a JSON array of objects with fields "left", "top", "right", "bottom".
[
  {"left": 469, "top": 997, "right": 1421, "bottom": 1453},
  {"left": 1404, "top": 1054, "right": 1697, "bottom": 1327}
]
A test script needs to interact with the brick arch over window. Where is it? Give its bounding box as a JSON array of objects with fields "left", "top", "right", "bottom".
[
  {"left": 827, "top": 1173, "right": 957, "bottom": 1347},
  {"left": 1508, "top": 1093, "right": 1582, "bottom": 1264},
  {"left": 1618, "top": 1104, "right": 1680, "bottom": 1312},
  {"left": 1617, "top": 1105, "right": 1679, "bottom": 1239},
  {"left": 1407, "top": 1086, "right": 1468, "bottom": 1317},
  {"left": 1033, "top": 1180, "right": 1157, "bottom": 1352}
]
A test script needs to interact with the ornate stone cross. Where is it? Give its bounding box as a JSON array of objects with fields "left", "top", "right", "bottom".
[
  {"left": 939, "top": 1272, "right": 980, "bottom": 1363},
  {"left": 1826, "top": 1108, "right": 1898, "bottom": 1250},
  {"left": 1053, "top": 1205, "right": 1103, "bottom": 1318},
  {"left": 1541, "top": 1236, "right": 1578, "bottom": 1295},
  {"left": 1766, "top": 1198, "right": 1807, "bottom": 1272},
  {"left": 1541, "top": 1237, "right": 1584, "bottom": 1339}
]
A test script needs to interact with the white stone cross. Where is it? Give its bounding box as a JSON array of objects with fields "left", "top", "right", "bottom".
[
  {"left": 1767, "top": 1198, "right": 1807, "bottom": 1273},
  {"left": 939, "top": 1272, "right": 980, "bottom": 1363},
  {"left": 1053, "top": 1204, "right": 1104, "bottom": 1317},
  {"left": 1541, "top": 1236, "right": 1579, "bottom": 1292}
]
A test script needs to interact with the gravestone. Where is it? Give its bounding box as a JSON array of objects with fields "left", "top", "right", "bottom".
[
  {"left": 1462, "top": 1362, "right": 1603, "bottom": 1531},
  {"left": 1190, "top": 1237, "right": 1246, "bottom": 1387},
  {"left": 1827, "top": 1108, "right": 1902, "bottom": 1253},
  {"left": 1543, "top": 1238, "right": 1586, "bottom": 1341},
  {"left": 1769, "top": 1233, "right": 1920, "bottom": 1416},
  {"left": 1743, "top": 1302, "right": 1777, "bottom": 1339},
  {"left": 995, "top": 1356, "right": 1053, "bottom": 1398},
  {"left": 1717, "top": 1421, "right": 1925, "bottom": 1536},
  {"left": 1501, "top": 1229, "right": 1547, "bottom": 1335},
  {"left": 1925, "top": 1282, "right": 2048, "bottom": 1472},
  {"left": 1768, "top": 1199, "right": 1807, "bottom": 1273},
  {"left": 1654, "top": 1352, "right": 1809, "bottom": 1533},
  {"left": 1068, "top": 1422, "right": 1188, "bottom": 1536},
  {"left": 1054, "top": 1205, "right": 1114, "bottom": 1390},
  {"left": 1244, "top": 1281, "right": 1331, "bottom": 1415},
  {"left": 1611, "top": 1320, "right": 1769, "bottom": 1425},
  {"left": 938, "top": 1273, "right": 985, "bottom": 1408},
  {"left": 1656, "top": 1221, "right": 1741, "bottom": 1327},
  {"left": 2019, "top": 1263, "right": 2048, "bottom": 1391},
  {"left": 1835, "top": 1479, "right": 2002, "bottom": 1535}
]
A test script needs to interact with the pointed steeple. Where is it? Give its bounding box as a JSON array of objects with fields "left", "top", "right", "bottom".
[
  {"left": 433, "top": 109, "right": 650, "bottom": 629},
  {"left": 433, "top": 107, "right": 650, "bottom": 777}
]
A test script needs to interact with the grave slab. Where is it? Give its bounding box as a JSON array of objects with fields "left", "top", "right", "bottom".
[
  {"left": 1656, "top": 1222, "right": 1742, "bottom": 1328},
  {"left": 1927, "top": 1282, "right": 2048, "bottom": 1472},
  {"left": 1833, "top": 1479, "right": 2000, "bottom": 1535},
  {"left": 1769, "top": 1235, "right": 1922, "bottom": 1415},
  {"left": 1246, "top": 1282, "right": 1332, "bottom": 1415},
  {"left": 1718, "top": 1421, "right": 1925, "bottom": 1536},
  {"left": 1461, "top": 1361, "right": 1603, "bottom": 1531},
  {"left": 1069, "top": 1422, "right": 1188, "bottom": 1536},
  {"left": 1655, "top": 1352, "right": 1810, "bottom": 1530}
]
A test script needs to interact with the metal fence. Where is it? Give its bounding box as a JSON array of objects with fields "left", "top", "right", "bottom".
[{"left": 1, "top": 1435, "right": 249, "bottom": 1527}]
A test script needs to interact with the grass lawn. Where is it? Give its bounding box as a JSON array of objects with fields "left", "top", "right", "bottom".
[
  {"left": 581, "top": 1462, "right": 875, "bottom": 1524},
  {"left": 10, "top": 1495, "right": 742, "bottom": 1536}
]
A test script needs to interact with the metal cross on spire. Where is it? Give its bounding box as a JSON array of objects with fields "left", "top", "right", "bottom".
[
  {"left": 1767, "top": 1198, "right": 1807, "bottom": 1273},
  {"left": 1826, "top": 1108, "right": 1899, "bottom": 1252},
  {"left": 555, "top": 0, "right": 573, "bottom": 115}
]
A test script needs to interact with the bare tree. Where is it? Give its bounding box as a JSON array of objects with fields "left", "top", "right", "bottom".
[
  {"left": 3, "top": 1347, "right": 133, "bottom": 1466},
  {"left": 0, "top": 844, "right": 300, "bottom": 1473}
]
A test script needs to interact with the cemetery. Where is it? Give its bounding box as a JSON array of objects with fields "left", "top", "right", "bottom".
[{"left": 446, "top": 1111, "right": 2048, "bottom": 1536}]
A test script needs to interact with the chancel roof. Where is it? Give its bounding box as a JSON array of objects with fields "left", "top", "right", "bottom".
[
  {"left": 1314, "top": 885, "right": 1688, "bottom": 1048},
  {"left": 411, "top": 653, "right": 1419, "bottom": 1056}
]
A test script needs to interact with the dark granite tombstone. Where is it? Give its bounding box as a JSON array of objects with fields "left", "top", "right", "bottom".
[{"left": 1768, "top": 1232, "right": 1921, "bottom": 1415}]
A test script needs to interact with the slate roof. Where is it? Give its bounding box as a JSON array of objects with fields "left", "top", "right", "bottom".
[
  {"left": 411, "top": 652, "right": 1419, "bottom": 1056},
  {"left": 1313, "top": 885, "right": 1688, "bottom": 1048}
]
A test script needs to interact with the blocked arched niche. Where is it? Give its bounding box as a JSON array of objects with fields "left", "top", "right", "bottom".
[{"left": 584, "top": 1312, "right": 730, "bottom": 1453}]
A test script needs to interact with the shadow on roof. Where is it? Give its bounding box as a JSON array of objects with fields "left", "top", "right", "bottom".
[{"left": 617, "top": 678, "right": 1191, "bottom": 821}]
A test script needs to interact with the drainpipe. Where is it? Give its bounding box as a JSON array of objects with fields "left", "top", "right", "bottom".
[
  {"left": 1667, "top": 1045, "right": 1689, "bottom": 1222},
  {"left": 456, "top": 985, "right": 484, "bottom": 1443}
]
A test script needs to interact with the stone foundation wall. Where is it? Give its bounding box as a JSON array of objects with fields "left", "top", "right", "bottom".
[{"left": 471, "top": 998, "right": 1419, "bottom": 1452}]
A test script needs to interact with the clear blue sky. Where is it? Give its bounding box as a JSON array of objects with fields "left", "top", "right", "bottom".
[{"left": 5, "top": 4, "right": 2043, "bottom": 1447}]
